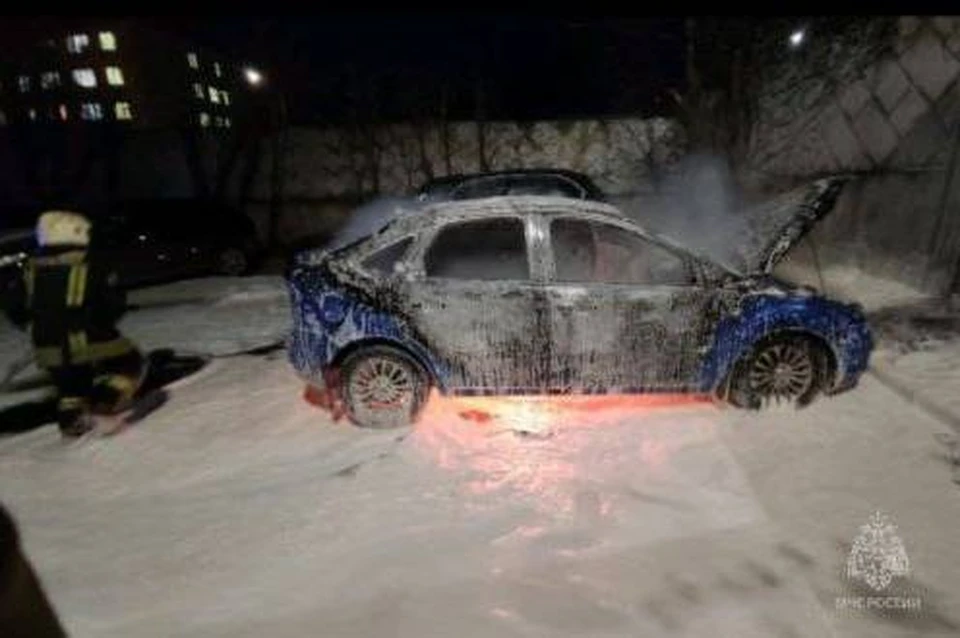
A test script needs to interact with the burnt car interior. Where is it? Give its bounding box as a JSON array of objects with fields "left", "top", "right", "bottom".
[
  {"left": 550, "top": 218, "right": 694, "bottom": 286},
  {"left": 424, "top": 218, "right": 530, "bottom": 281}
]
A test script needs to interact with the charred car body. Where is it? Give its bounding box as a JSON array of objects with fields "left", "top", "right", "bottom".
[{"left": 287, "top": 178, "right": 872, "bottom": 428}]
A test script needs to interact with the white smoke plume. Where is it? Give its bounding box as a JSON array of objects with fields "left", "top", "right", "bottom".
[
  {"left": 620, "top": 154, "right": 752, "bottom": 272},
  {"left": 326, "top": 195, "right": 425, "bottom": 251}
]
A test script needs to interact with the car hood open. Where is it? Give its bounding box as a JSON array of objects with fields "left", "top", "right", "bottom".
[{"left": 731, "top": 177, "right": 847, "bottom": 275}]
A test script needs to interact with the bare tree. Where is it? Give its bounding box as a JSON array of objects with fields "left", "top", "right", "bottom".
[
  {"left": 439, "top": 83, "right": 453, "bottom": 175},
  {"left": 672, "top": 17, "right": 895, "bottom": 179},
  {"left": 622, "top": 119, "right": 666, "bottom": 193},
  {"left": 474, "top": 76, "right": 489, "bottom": 172},
  {"left": 343, "top": 64, "right": 384, "bottom": 198}
]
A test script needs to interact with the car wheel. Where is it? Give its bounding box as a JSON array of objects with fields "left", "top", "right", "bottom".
[
  {"left": 341, "top": 346, "right": 429, "bottom": 428},
  {"left": 723, "top": 334, "right": 830, "bottom": 409},
  {"left": 218, "top": 247, "right": 249, "bottom": 276}
]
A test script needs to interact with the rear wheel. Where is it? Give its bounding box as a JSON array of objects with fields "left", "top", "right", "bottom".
[
  {"left": 723, "top": 334, "right": 831, "bottom": 409},
  {"left": 341, "top": 346, "right": 429, "bottom": 428}
]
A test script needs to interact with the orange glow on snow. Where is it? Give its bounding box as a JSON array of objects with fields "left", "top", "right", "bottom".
[
  {"left": 410, "top": 390, "right": 717, "bottom": 516},
  {"left": 426, "top": 392, "right": 712, "bottom": 429}
]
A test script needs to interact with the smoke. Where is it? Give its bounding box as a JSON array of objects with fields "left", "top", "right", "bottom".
[
  {"left": 621, "top": 154, "right": 752, "bottom": 273},
  {"left": 326, "top": 195, "right": 425, "bottom": 251}
]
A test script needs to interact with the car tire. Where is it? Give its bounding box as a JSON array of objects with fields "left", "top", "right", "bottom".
[
  {"left": 218, "top": 247, "right": 249, "bottom": 276},
  {"left": 722, "top": 333, "right": 831, "bottom": 410},
  {"left": 340, "top": 345, "right": 429, "bottom": 429}
]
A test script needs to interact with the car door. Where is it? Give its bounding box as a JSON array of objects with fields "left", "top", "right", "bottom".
[
  {"left": 398, "top": 215, "right": 550, "bottom": 392},
  {"left": 542, "top": 215, "right": 716, "bottom": 392}
]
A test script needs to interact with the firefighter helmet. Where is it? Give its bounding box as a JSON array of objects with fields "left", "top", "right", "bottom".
[{"left": 36, "top": 211, "right": 91, "bottom": 247}]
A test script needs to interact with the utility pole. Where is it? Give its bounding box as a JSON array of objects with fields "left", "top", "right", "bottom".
[
  {"left": 268, "top": 90, "right": 287, "bottom": 251},
  {"left": 245, "top": 65, "right": 287, "bottom": 252}
]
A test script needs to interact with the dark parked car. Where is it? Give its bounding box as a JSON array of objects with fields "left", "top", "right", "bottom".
[
  {"left": 0, "top": 199, "right": 263, "bottom": 300},
  {"left": 415, "top": 169, "right": 608, "bottom": 203},
  {"left": 94, "top": 199, "right": 263, "bottom": 286},
  {"left": 287, "top": 177, "right": 873, "bottom": 428}
]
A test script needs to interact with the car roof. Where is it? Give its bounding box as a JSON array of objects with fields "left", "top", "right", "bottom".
[
  {"left": 369, "top": 195, "right": 642, "bottom": 241},
  {"left": 425, "top": 194, "right": 620, "bottom": 217}
]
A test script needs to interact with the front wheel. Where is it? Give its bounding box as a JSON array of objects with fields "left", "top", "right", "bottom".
[
  {"left": 341, "top": 346, "right": 429, "bottom": 428},
  {"left": 722, "top": 334, "right": 830, "bottom": 409}
]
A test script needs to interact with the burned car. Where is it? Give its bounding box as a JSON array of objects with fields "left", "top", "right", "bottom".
[{"left": 286, "top": 177, "right": 872, "bottom": 428}]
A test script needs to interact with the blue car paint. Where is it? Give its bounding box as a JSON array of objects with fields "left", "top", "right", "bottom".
[
  {"left": 287, "top": 267, "right": 450, "bottom": 389},
  {"left": 699, "top": 293, "right": 873, "bottom": 392},
  {"left": 289, "top": 267, "right": 873, "bottom": 398}
]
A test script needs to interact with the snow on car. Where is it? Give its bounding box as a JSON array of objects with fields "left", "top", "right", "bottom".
[{"left": 286, "top": 177, "right": 873, "bottom": 428}]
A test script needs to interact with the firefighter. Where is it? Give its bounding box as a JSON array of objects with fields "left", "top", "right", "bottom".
[{"left": 7, "top": 211, "right": 145, "bottom": 438}]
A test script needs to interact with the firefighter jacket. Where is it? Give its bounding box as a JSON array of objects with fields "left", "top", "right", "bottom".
[{"left": 8, "top": 245, "right": 132, "bottom": 369}]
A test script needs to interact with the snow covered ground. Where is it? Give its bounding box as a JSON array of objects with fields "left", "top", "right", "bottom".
[
  {"left": 0, "top": 276, "right": 291, "bottom": 410},
  {"left": 2, "top": 273, "right": 960, "bottom": 637}
]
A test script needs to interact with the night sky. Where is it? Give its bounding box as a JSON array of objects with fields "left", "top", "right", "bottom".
[{"left": 165, "top": 16, "right": 687, "bottom": 125}]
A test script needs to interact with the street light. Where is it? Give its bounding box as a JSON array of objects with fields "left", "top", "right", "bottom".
[
  {"left": 242, "top": 64, "right": 286, "bottom": 250},
  {"left": 789, "top": 28, "right": 806, "bottom": 49},
  {"left": 244, "top": 67, "right": 263, "bottom": 86}
]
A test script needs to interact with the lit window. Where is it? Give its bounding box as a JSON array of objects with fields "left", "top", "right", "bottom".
[
  {"left": 208, "top": 86, "right": 220, "bottom": 103},
  {"left": 99, "top": 31, "right": 117, "bottom": 51},
  {"left": 40, "top": 72, "right": 61, "bottom": 90},
  {"left": 72, "top": 69, "right": 97, "bottom": 88},
  {"left": 199, "top": 112, "right": 210, "bottom": 127},
  {"left": 187, "top": 52, "right": 198, "bottom": 69},
  {"left": 58, "top": 104, "right": 69, "bottom": 121},
  {"left": 193, "top": 83, "right": 204, "bottom": 99},
  {"left": 115, "top": 102, "right": 133, "bottom": 120},
  {"left": 66, "top": 34, "right": 90, "bottom": 54},
  {"left": 80, "top": 103, "right": 103, "bottom": 121},
  {"left": 28, "top": 109, "right": 37, "bottom": 121},
  {"left": 214, "top": 62, "right": 222, "bottom": 77},
  {"left": 18, "top": 76, "right": 30, "bottom": 93},
  {"left": 221, "top": 90, "right": 230, "bottom": 106},
  {"left": 105, "top": 66, "right": 124, "bottom": 86}
]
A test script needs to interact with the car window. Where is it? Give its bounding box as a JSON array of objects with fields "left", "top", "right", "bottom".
[
  {"left": 508, "top": 175, "right": 584, "bottom": 198},
  {"left": 551, "top": 219, "right": 597, "bottom": 282},
  {"left": 361, "top": 237, "right": 413, "bottom": 275},
  {"left": 550, "top": 218, "right": 690, "bottom": 285},
  {"left": 425, "top": 218, "right": 529, "bottom": 281}
]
